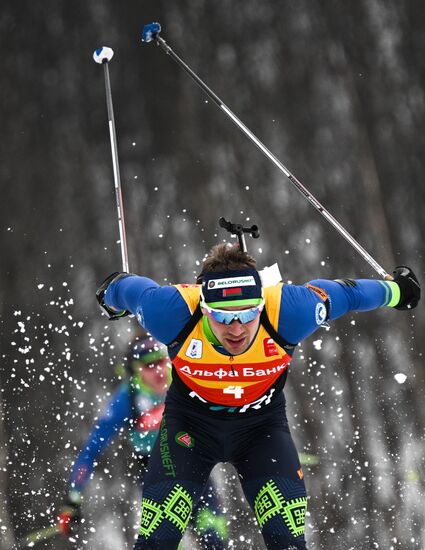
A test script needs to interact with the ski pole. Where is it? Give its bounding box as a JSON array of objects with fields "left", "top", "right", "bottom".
[
  {"left": 141, "top": 23, "right": 390, "bottom": 279},
  {"left": 299, "top": 452, "right": 320, "bottom": 466},
  {"left": 93, "top": 47, "right": 130, "bottom": 273},
  {"left": 17, "top": 524, "right": 61, "bottom": 548}
]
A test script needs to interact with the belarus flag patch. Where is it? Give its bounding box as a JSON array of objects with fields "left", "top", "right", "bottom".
[{"left": 222, "top": 287, "right": 243, "bottom": 298}]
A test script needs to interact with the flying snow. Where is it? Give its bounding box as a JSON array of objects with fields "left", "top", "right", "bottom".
[
  {"left": 313, "top": 339, "right": 323, "bottom": 350},
  {"left": 394, "top": 373, "right": 407, "bottom": 384}
]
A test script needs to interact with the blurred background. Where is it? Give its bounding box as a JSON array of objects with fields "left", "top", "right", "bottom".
[{"left": 1, "top": 1, "right": 424, "bottom": 548}]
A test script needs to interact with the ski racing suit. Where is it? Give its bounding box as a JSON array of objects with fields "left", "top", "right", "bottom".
[{"left": 104, "top": 274, "right": 401, "bottom": 550}]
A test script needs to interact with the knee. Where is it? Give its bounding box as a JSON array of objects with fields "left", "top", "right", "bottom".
[
  {"left": 253, "top": 478, "right": 308, "bottom": 549},
  {"left": 138, "top": 482, "right": 194, "bottom": 545}
]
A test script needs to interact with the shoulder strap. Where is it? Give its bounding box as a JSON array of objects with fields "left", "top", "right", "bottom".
[
  {"left": 260, "top": 308, "right": 297, "bottom": 353},
  {"left": 167, "top": 303, "right": 203, "bottom": 349}
]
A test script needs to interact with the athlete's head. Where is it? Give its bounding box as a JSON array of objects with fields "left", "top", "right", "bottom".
[
  {"left": 130, "top": 336, "right": 169, "bottom": 394},
  {"left": 199, "top": 243, "right": 264, "bottom": 355}
]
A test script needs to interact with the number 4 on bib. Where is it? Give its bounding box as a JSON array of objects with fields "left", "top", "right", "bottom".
[{"left": 223, "top": 385, "right": 244, "bottom": 399}]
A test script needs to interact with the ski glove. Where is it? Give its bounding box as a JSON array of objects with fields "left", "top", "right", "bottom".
[
  {"left": 57, "top": 493, "right": 81, "bottom": 537},
  {"left": 392, "top": 266, "right": 421, "bottom": 310},
  {"left": 96, "top": 272, "right": 132, "bottom": 320}
]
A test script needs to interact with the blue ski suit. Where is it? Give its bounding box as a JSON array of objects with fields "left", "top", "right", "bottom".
[{"left": 104, "top": 273, "right": 400, "bottom": 550}]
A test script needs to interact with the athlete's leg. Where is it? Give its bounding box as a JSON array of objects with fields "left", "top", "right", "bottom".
[
  {"left": 134, "top": 410, "right": 214, "bottom": 550},
  {"left": 192, "top": 477, "right": 228, "bottom": 550},
  {"left": 233, "top": 417, "right": 307, "bottom": 550}
]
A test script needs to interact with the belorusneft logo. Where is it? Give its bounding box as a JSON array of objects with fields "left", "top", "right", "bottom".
[{"left": 211, "top": 276, "right": 256, "bottom": 288}]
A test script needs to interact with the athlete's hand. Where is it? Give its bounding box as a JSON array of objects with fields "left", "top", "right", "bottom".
[
  {"left": 392, "top": 266, "right": 421, "bottom": 310},
  {"left": 57, "top": 496, "right": 81, "bottom": 536},
  {"left": 136, "top": 404, "right": 165, "bottom": 432},
  {"left": 96, "top": 272, "right": 131, "bottom": 320}
]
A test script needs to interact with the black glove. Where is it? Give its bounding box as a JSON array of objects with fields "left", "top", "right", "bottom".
[
  {"left": 392, "top": 266, "right": 421, "bottom": 310},
  {"left": 57, "top": 493, "right": 81, "bottom": 537},
  {"left": 96, "top": 272, "right": 131, "bottom": 320}
]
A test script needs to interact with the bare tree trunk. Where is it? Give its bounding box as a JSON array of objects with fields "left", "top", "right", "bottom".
[{"left": 0, "top": 394, "right": 16, "bottom": 549}]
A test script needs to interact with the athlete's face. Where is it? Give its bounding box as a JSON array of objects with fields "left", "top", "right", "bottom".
[
  {"left": 202, "top": 305, "right": 261, "bottom": 355},
  {"left": 139, "top": 358, "right": 169, "bottom": 394}
]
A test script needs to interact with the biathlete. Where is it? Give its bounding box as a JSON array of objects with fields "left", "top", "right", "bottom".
[
  {"left": 57, "top": 334, "right": 228, "bottom": 549},
  {"left": 96, "top": 242, "right": 420, "bottom": 550}
]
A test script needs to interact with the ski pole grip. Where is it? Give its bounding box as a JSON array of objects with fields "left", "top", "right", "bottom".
[
  {"left": 93, "top": 47, "right": 114, "bottom": 64},
  {"left": 142, "top": 22, "right": 162, "bottom": 43}
]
